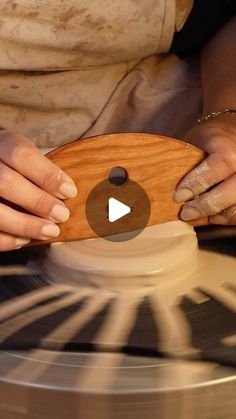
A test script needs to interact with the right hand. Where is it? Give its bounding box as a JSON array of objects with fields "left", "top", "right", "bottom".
[{"left": 0, "top": 130, "right": 78, "bottom": 251}]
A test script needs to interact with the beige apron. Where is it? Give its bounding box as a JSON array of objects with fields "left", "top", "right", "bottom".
[{"left": 0, "top": 0, "right": 198, "bottom": 149}]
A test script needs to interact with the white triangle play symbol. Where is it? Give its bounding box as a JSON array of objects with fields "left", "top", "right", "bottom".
[{"left": 108, "top": 198, "right": 131, "bottom": 223}]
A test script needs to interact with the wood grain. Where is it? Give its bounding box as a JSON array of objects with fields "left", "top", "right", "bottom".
[{"left": 29, "top": 133, "right": 207, "bottom": 246}]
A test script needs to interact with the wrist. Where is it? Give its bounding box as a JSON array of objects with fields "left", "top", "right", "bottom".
[
  {"left": 213, "top": 114, "right": 236, "bottom": 128},
  {"left": 185, "top": 117, "right": 236, "bottom": 150}
]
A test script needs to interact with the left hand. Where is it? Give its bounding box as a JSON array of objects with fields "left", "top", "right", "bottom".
[{"left": 173, "top": 118, "right": 236, "bottom": 225}]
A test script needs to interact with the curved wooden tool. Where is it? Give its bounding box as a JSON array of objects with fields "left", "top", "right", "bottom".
[{"left": 30, "top": 133, "right": 207, "bottom": 246}]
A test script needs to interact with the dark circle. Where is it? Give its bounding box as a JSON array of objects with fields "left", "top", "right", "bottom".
[
  {"left": 86, "top": 178, "right": 151, "bottom": 242},
  {"left": 108, "top": 166, "right": 128, "bottom": 186}
]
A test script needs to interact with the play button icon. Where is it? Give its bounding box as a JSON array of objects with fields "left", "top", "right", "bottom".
[
  {"left": 86, "top": 177, "right": 151, "bottom": 242},
  {"left": 108, "top": 198, "right": 131, "bottom": 223}
]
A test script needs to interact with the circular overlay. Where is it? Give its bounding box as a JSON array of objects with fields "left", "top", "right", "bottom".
[{"left": 85, "top": 178, "right": 151, "bottom": 242}]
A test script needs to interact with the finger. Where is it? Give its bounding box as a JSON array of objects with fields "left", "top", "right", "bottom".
[
  {"left": 0, "top": 131, "right": 78, "bottom": 199},
  {"left": 0, "top": 203, "right": 60, "bottom": 240},
  {"left": 210, "top": 205, "right": 236, "bottom": 225},
  {"left": 173, "top": 152, "right": 235, "bottom": 203},
  {"left": 180, "top": 173, "right": 236, "bottom": 221},
  {"left": 0, "top": 161, "right": 70, "bottom": 223},
  {"left": 0, "top": 233, "right": 31, "bottom": 252}
]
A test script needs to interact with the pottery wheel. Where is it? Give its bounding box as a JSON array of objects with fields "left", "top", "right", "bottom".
[{"left": 0, "top": 222, "right": 236, "bottom": 419}]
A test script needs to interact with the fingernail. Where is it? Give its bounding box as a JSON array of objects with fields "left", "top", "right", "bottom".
[
  {"left": 59, "top": 182, "right": 78, "bottom": 198},
  {"left": 49, "top": 204, "right": 70, "bottom": 223},
  {"left": 41, "top": 224, "right": 60, "bottom": 239},
  {"left": 173, "top": 188, "right": 194, "bottom": 203},
  {"left": 15, "top": 238, "right": 31, "bottom": 249},
  {"left": 180, "top": 206, "right": 200, "bottom": 221},
  {"left": 209, "top": 215, "right": 228, "bottom": 225}
]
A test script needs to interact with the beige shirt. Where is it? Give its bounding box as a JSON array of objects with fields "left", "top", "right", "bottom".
[{"left": 0, "top": 0, "right": 195, "bottom": 148}]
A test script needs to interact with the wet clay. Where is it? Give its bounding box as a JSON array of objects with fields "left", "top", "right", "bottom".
[
  {"left": 44, "top": 221, "right": 198, "bottom": 288},
  {"left": 39, "top": 221, "right": 236, "bottom": 362}
]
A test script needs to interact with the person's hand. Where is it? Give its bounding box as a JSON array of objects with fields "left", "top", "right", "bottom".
[
  {"left": 173, "top": 119, "right": 236, "bottom": 225},
  {"left": 0, "top": 130, "right": 77, "bottom": 251}
]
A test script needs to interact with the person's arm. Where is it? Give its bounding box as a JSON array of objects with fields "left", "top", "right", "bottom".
[
  {"left": 174, "top": 15, "right": 236, "bottom": 225},
  {"left": 201, "top": 14, "right": 236, "bottom": 115}
]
